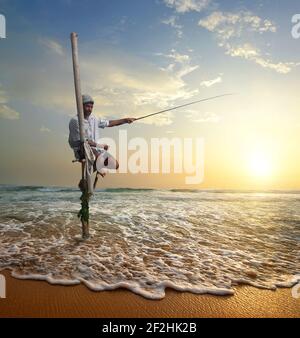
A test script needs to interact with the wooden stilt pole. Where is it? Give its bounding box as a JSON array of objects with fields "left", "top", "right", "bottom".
[{"left": 70, "top": 32, "right": 90, "bottom": 239}]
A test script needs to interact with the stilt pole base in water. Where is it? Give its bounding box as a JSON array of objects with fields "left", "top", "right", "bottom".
[
  {"left": 78, "top": 183, "right": 90, "bottom": 239},
  {"left": 82, "top": 220, "right": 90, "bottom": 239},
  {"left": 78, "top": 165, "right": 90, "bottom": 239}
]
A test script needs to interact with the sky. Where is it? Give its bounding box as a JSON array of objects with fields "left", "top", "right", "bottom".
[{"left": 0, "top": 0, "right": 299, "bottom": 189}]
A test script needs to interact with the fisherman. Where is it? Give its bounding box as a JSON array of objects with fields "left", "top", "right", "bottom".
[{"left": 68, "top": 94, "right": 136, "bottom": 175}]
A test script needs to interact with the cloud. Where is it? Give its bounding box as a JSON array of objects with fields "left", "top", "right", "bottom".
[
  {"left": 226, "top": 43, "right": 300, "bottom": 74},
  {"left": 200, "top": 76, "right": 222, "bottom": 87},
  {"left": 163, "top": 0, "right": 211, "bottom": 13},
  {"left": 40, "top": 126, "right": 51, "bottom": 133},
  {"left": 161, "top": 16, "right": 183, "bottom": 38},
  {"left": 156, "top": 49, "right": 199, "bottom": 80},
  {"left": 176, "top": 64, "right": 199, "bottom": 78},
  {"left": 0, "top": 84, "right": 20, "bottom": 120},
  {"left": 0, "top": 37, "right": 75, "bottom": 114},
  {"left": 198, "top": 10, "right": 299, "bottom": 74},
  {"left": 38, "top": 37, "right": 65, "bottom": 56},
  {"left": 0, "top": 35, "right": 200, "bottom": 126},
  {"left": 156, "top": 49, "right": 190, "bottom": 63},
  {"left": 77, "top": 48, "right": 201, "bottom": 125},
  {"left": 199, "top": 10, "right": 276, "bottom": 37},
  {"left": 0, "top": 104, "right": 20, "bottom": 120},
  {"left": 91, "top": 67, "right": 198, "bottom": 122},
  {"left": 186, "top": 110, "right": 220, "bottom": 123}
]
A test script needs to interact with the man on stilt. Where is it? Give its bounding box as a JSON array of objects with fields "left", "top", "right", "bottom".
[
  {"left": 69, "top": 94, "right": 135, "bottom": 176},
  {"left": 68, "top": 94, "right": 136, "bottom": 238}
]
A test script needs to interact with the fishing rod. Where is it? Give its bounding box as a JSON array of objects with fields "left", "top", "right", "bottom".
[{"left": 134, "top": 93, "right": 235, "bottom": 121}]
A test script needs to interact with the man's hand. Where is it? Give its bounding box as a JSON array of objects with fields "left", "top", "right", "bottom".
[
  {"left": 126, "top": 118, "right": 136, "bottom": 124},
  {"left": 97, "top": 143, "right": 109, "bottom": 150}
]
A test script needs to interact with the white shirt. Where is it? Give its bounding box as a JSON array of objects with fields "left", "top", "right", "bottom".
[{"left": 68, "top": 114, "right": 109, "bottom": 158}]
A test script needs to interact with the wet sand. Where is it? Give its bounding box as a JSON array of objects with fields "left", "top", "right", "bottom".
[{"left": 0, "top": 270, "right": 299, "bottom": 318}]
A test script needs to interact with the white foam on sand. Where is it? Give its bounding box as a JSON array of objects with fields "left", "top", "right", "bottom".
[{"left": 0, "top": 189, "right": 299, "bottom": 299}]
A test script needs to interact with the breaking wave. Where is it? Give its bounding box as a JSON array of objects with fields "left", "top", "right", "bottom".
[{"left": 0, "top": 185, "right": 299, "bottom": 299}]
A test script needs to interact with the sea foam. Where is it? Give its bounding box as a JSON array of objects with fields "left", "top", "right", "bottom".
[{"left": 0, "top": 186, "right": 299, "bottom": 299}]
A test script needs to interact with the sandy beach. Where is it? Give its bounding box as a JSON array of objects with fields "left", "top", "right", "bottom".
[{"left": 0, "top": 270, "right": 299, "bottom": 318}]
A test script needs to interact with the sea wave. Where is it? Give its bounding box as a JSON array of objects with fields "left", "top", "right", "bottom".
[{"left": 0, "top": 186, "right": 299, "bottom": 299}]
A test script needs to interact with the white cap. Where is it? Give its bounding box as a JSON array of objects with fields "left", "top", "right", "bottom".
[{"left": 82, "top": 94, "right": 94, "bottom": 104}]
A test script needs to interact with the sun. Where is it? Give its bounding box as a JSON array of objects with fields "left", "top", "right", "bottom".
[{"left": 248, "top": 151, "right": 272, "bottom": 178}]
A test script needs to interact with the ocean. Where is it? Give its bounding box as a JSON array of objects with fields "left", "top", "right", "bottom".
[{"left": 0, "top": 185, "right": 299, "bottom": 299}]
